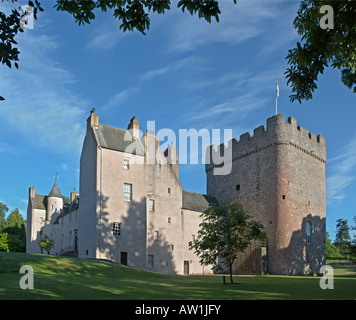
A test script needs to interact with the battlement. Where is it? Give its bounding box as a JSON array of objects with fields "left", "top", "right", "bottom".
[{"left": 206, "top": 114, "right": 327, "bottom": 173}]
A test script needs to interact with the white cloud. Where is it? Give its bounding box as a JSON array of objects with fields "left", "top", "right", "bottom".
[
  {"left": 0, "top": 29, "right": 88, "bottom": 155},
  {"left": 166, "top": 0, "right": 283, "bottom": 53},
  {"left": 326, "top": 134, "right": 356, "bottom": 205},
  {"left": 85, "top": 14, "right": 134, "bottom": 50},
  {"left": 139, "top": 67, "right": 171, "bottom": 82},
  {"left": 138, "top": 56, "right": 207, "bottom": 82},
  {"left": 103, "top": 88, "right": 140, "bottom": 110},
  {"left": 0, "top": 141, "right": 17, "bottom": 154},
  {"left": 180, "top": 65, "right": 282, "bottom": 130}
]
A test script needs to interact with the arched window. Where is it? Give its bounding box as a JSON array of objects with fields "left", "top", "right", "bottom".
[{"left": 306, "top": 221, "right": 312, "bottom": 244}]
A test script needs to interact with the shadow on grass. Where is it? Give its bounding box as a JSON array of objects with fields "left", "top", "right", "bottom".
[{"left": 1, "top": 252, "right": 356, "bottom": 300}]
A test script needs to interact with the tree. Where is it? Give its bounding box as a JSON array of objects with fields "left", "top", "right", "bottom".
[
  {"left": 0, "top": 232, "right": 9, "bottom": 252},
  {"left": 62, "top": 195, "right": 70, "bottom": 205},
  {"left": 350, "top": 216, "right": 356, "bottom": 262},
  {"left": 285, "top": 0, "right": 356, "bottom": 103},
  {"left": 0, "top": 202, "right": 9, "bottom": 232},
  {"left": 334, "top": 218, "right": 351, "bottom": 258},
  {"left": 38, "top": 234, "right": 54, "bottom": 254},
  {"left": 0, "top": 0, "right": 237, "bottom": 100},
  {"left": 189, "top": 202, "right": 265, "bottom": 284},
  {"left": 2, "top": 208, "right": 27, "bottom": 252},
  {"left": 325, "top": 232, "right": 342, "bottom": 259}
]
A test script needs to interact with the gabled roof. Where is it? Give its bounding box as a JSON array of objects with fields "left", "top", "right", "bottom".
[
  {"left": 48, "top": 181, "right": 62, "bottom": 198},
  {"left": 182, "top": 190, "right": 218, "bottom": 213},
  {"left": 93, "top": 124, "right": 145, "bottom": 156},
  {"left": 33, "top": 194, "right": 47, "bottom": 210}
]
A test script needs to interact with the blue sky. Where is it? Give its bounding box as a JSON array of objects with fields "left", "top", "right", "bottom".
[{"left": 0, "top": 0, "right": 355, "bottom": 240}]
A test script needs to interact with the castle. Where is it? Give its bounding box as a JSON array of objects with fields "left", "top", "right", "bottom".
[{"left": 27, "top": 110, "right": 326, "bottom": 275}]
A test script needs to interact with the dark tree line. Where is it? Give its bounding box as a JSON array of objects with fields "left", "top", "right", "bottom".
[
  {"left": 0, "top": 202, "right": 26, "bottom": 252},
  {"left": 327, "top": 217, "right": 356, "bottom": 261}
]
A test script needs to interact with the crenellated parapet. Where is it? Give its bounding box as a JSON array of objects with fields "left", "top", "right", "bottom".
[{"left": 206, "top": 114, "right": 327, "bottom": 173}]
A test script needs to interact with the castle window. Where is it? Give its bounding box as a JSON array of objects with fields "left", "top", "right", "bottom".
[
  {"left": 171, "top": 244, "right": 174, "bottom": 251},
  {"left": 124, "top": 183, "right": 132, "bottom": 201},
  {"left": 168, "top": 217, "right": 171, "bottom": 224},
  {"left": 282, "top": 195, "right": 286, "bottom": 200},
  {"left": 149, "top": 199, "right": 155, "bottom": 212},
  {"left": 124, "top": 159, "right": 129, "bottom": 169},
  {"left": 306, "top": 221, "right": 312, "bottom": 244},
  {"left": 148, "top": 255, "right": 154, "bottom": 268},
  {"left": 168, "top": 187, "right": 171, "bottom": 194},
  {"left": 112, "top": 222, "right": 122, "bottom": 236},
  {"left": 236, "top": 184, "right": 240, "bottom": 191},
  {"left": 154, "top": 230, "right": 159, "bottom": 240}
]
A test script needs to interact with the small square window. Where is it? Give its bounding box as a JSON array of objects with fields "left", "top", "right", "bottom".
[
  {"left": 149, "top": 199, "right": 155, "bottom": 212},
  {"left": 282, "top": 195, "right": 286, "bottom": 200},
  {"left": 112, "top": 222, "right": 122, "bottom": 236},
  {"left": 124, "top": 159, "right": 129, "bottom": 169},
  {"left": 236, "top": 184, "right": 240, "bottom": 191}
]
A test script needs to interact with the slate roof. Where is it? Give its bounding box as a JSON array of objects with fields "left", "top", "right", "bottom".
[
  {"left": 182, "top": 190, "right": 218, "bottom": 213},
  {"left": 33, "top": 194, "right": 47, "bottom": 210},
  {"left": 55, "top": 197, "right": 80, "bottom": 222},
  {"left": 93, "top": 124, "right": 145, "bottom": 156},
  {"left": 48, "top": 181, "right": 62, "bottom": 198}
]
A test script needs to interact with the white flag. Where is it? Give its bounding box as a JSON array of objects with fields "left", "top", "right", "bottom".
[{"left": 276, "top": 79, "right": 279, "bottom": 97}]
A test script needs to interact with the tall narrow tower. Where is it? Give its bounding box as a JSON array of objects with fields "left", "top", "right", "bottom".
[
  {"left": 46, "top": 180, "right": 63, "bottom": 222},
  {"left": 206, "top": 114, "right": 326, "bottom": 275}
]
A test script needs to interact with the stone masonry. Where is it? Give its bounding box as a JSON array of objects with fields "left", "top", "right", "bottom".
[{"left": 206, "top": 114, "right": 327, "bottom": 275}]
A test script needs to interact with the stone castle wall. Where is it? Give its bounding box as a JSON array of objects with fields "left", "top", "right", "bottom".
[{"left": 206, "top": 114, "right": 326, "bottom": 275}]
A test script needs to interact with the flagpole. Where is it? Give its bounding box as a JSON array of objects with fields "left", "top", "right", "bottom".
[{"left": 275, "top": 78, "right": 279, "bottom": 115}]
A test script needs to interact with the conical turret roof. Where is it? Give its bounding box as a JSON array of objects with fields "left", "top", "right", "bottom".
[{"left": 48, "top": 181, "right": 62, "bottom": 198}]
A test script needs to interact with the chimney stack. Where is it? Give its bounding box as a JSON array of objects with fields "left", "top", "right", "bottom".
[
  {"left": 127, "top": 116, "right": 139, "bottom": 140},
  {"left": 29, "top": 185, "right": 35, "bottom": 199},
  {"left": 164, "top": 143, "right": 179, "bottom": 179},
  {"left": 70, "top": 188, "right": 79, "bottom": 202},
  {"left": 87, "top": 108, "right": 99, "bottom": 129}
]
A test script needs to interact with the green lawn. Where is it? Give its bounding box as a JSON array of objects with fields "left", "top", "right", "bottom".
[{"left": 0, "top": 252, "right": 355, "bottom": 300}]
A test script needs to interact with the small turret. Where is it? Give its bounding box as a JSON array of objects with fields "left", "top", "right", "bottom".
[{"left": 46, "top": 181, "right": 63, "bottom": 222}]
